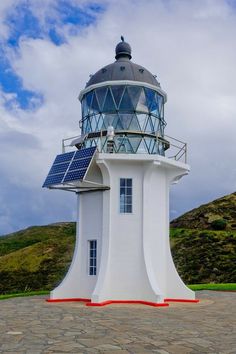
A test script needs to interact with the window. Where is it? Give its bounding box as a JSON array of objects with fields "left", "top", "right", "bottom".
[
  {"left": 88, "top": 240, "right": 97, "bottom": 276},
  {"left": 120, "top": 178, "right": 132, "bottom": 213}
]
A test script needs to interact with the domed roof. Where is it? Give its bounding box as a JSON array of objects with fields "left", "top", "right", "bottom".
[{"left": 86, "top": 37, "right": 159, "bottom": 88}]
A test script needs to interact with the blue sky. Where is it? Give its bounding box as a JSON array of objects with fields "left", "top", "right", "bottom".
[
  {"left": 0, "top": 1, "right": 104, "bottom": 110},
  {"left": 0, "top": 0, "right": 236, "bottom": 235}
]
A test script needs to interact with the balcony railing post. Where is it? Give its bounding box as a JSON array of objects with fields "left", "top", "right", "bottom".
[{"left": 185, "top": 143, "right": 187, "bottom": 164}]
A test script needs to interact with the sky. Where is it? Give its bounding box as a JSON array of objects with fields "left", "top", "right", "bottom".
[{"left": 0, "top": 0, "right": 236, "bottom": 235}]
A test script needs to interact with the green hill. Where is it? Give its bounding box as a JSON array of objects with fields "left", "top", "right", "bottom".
[
  {"left": 0, "top": 223, "right": 76, "bottom": 294},
  {"left": 169, "top": 192, "right": 236, "bottom": 284},
  {"left": 171, "top": 192, "right": 236, "bottom": 230},
  {"left": 170, "top": 228, "right": 236, "bottom": 284},
  {"left": 0, "top": 192, "right": 236, "bottom": 295}
]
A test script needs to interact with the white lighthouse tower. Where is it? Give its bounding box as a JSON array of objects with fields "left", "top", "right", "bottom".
[{"left": 43, "top": 38, "right": 196, "bottom": 306}]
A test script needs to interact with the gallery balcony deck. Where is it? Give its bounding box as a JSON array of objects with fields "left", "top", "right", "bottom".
[{"left": 62, "top": 132, "right": 187, "bottom": 163}]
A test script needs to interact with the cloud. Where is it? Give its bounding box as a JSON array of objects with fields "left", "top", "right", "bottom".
[
  {"left": 0, "top": 0, "right": 21, "bottom": 39},
  {"left": 0, "top": 0, "right": 236, "bottom": 234}
]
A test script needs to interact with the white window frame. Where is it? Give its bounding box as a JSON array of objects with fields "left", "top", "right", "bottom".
[
  {"left": 88, "top": 240, "right": 97, "bottom": 276},
  {"left": 119, "top": 178, "right": 133, "bottom": 213}
]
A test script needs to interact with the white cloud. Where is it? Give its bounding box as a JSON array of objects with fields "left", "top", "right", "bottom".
[
  {"left": 0, "top": 0, "right": 21, "bottom": 39},
  {"left": 1, "top": 0, "right": 236, "bottom": 233}
]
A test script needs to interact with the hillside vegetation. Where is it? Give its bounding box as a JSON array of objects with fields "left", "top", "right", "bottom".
[
  {"left": 0, "top": 223, "right": 75, "bottom": 294},
  {"left": 170, "top": 228, "right": 236, "bottom": 284},
  {"left": 0, "top": 192, "right": 236, "bottom": 294},
  {"left": 171, "top": 192, "right": 236, "bottom": 230}
]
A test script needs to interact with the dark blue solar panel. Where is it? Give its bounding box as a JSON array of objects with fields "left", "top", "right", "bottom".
[
  {"left": 68, "top": 157, "right": 91, "bottom": 171},
  {"left": 63, "top": 169, "right": 88, "bottom": 182},
  {"left": 74, "top": 146, "right": 96, "bottom": 160},
  {"left": 54, "top": 151, "right": 75, "bottom": 164},
  {"left": 63, "top": 146, "right": 96, "bottom": 183},
  {"left": 43, "top": 147, "right": 97, "bottom": 187},
  {"left": 48, "top": 162, "right": 70, "bottom": 175},
  {"left": 42, "top": 152, "right": 75, "bottom": 187},
  {"left": 43, "top": 173, "right": 65, "bottom": 187}
]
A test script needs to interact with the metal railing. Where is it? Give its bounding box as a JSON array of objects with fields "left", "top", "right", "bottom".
[
  {"left": 164, "top": 135, "right": 187, "bottom": 163},
  {"left": 62, "top": 135, "right": 80, "bottom": 153},
  {"left": 62, "top": 132, "right": 187, "bottom": 163}
]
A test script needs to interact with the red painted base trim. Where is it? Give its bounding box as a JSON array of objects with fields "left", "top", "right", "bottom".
[
  {"left": 46, "top": 298, "right": 91, "bottom": 303},
  {"left": 86, "top": 300, "right": 169, "bottom": 307},
  {"left": 164, "top": 298, "right": 199, "bottom": 303},
  {"left": 46, "top": 298, "right": 199, "bottom": 306}
]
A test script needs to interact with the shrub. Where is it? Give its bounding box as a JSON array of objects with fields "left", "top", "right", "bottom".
[{"left": 211, "top": 219, "right": 227, "bottom": 230}]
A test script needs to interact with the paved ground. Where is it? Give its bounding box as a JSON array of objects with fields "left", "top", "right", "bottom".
[{"left": 0, "top": 291, "right": 235, "bottom": 354}]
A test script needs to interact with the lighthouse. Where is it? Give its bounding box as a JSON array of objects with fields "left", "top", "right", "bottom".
[{"left": 43, "top": 38, "right": 196, "bottom": 305}]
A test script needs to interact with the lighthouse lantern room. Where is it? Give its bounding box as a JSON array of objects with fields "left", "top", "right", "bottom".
[{"left": 43, "top": 38, "right": 196, "bottom": 305}]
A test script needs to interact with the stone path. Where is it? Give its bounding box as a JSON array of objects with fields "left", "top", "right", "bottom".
[{"left": 0, "top": 291, "right": 235, "bottom": 353}]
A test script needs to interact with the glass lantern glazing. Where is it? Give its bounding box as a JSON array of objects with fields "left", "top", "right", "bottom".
[{"left": 80, "top": 84, "right": 167, "bottom": 154}]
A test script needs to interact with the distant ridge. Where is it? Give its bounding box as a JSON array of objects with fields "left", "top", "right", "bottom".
[{"left": 171, "top": 192, "right": 236, "bottom": 230}]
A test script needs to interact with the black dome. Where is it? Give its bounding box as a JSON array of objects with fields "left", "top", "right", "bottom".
[
  {"left": 86, "top": 37, "right": 159, "bottom": 88},
  {"left": 115, "top": 37, "right": 132, "bottom": 60}
]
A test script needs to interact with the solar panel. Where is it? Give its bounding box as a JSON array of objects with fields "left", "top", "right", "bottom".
[
  {"left": 68, "top": 157, "right": 91, "bottom": 171},
  {"left": 54, "top": 151, "right": 75, "bottom": 164},
  {"left": 63, "top": 146, "right": 96, "bottom": 183},
  {"left": 43, "top": 173, "right": 65, "bottom": 187},
  {"left": 63, "top": 169, "right": 88, "bottom": 182},
  {"left": 42, "top": 147, "right": 97, "bottom": 188},
  {"left": 48, "top": 161, "right": 71, "bottom": 175},
  {"left": 73, "top": 146, "right": 98, "bottom": 160}
]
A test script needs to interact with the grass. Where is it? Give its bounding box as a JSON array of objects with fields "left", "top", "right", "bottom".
[
  {"left": 188, "top": 283, "right": 236, "bottom": 291},
  {"left": 0, "top": 284, "right": 235, "bottom": 301},
  {"left": 0, "top": 290, "right": 49, "bottom": 300}
]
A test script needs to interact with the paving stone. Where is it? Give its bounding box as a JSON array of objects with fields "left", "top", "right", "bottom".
[
  {"left": 0, "top": 291, "right": 235, "bottom": 353},
  {"left": 1, "top": 352, "right": 26, "bottom": 354},
  {"left": 185, "top": 337, "right": 214, "bottom": 348},
  {"left": 161, "top": 344, "right": 193, "bottom": 354},
  {"left": 1, "top": 343, "right": 23, "bottom": 350},
  {"left": 95, "top": 343, "right": 123, "bottom": 350},
  {"left": 103, "top": 351, "right": 130, "bottom": 354}
]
